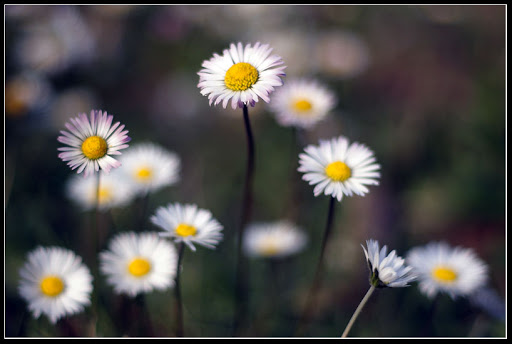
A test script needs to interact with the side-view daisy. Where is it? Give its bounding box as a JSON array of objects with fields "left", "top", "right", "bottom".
[
  {"left": 406, "top": 241, "right": 489, "bottom": 299},
  {"left": 243, "top": 220, "right": 308, "bottom": 258},
  {"left": 197, "top": 41, "right": 286, "bottom": 110},
  {"left": 66, "top": 171, "right": 136, "bottom": 211},
  {"left": 341, "top": 239, "right": 415, "bottom": 337},
  {"left": 268, "top": 78, "right": 336, "bottom": 129},
  {"left": 298, "top": 136, "right": 380, "bottom": 202},
  {"left": 117, "top": 142, "right": 181, "bottom": 196},
  {"left": 57, "top": 109, "right": 130, "bottom": 177},
  {"left": 18, "top": 246, "right": 93, "bottom": 324},
  {"left": 99, "top": 231, "right": 178, "bottom": 297},
  {"left": 362, "top": 239, "right": 416, "bottom": 288},
  {"left": 150, "top": 203, "right": 223, "bottom": 252}
]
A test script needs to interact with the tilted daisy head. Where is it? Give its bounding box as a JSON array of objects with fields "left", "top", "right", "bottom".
[
  {"left": 406, "top": 241, "right": 489, "bottom": 299},
  {"left": 197, "top": 41, "right": 286, "bottom": 110},
  {"left": 65, "top": 171, "right": 136, "bottom": 211},
  {"left": 18, "top": 246, "right": 93, "bottom": 324},
  {"left": 99, "top": 231, "right": 178, "bottom": 297},
  {"left": 298, "top": 136, "right": 381, "bottom": 202},
  {"left": 268, "top": 78, "right": 337, "bottom": 129},
  {"left": 150, "top": 203, "right": 223, "bottom": 252},
  {"left": 57, "top": 110, "right": 131, "bottom": 178},
  {"left": 117, "top": 142, "right": 181, "bottom": 195},
  {"left": 243, "top": 220, "right": 308, "bottom": 258},
  {"left": 362, "top": 239, "right": 416, "bottom": 288}
]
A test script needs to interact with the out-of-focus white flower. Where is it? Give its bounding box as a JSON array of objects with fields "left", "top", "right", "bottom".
[
  {"left": 406, "top": 241, "right": 489, "bottom": 299},
  {"left": 18, "top": 246, "right": 93, "bottom": 324}
]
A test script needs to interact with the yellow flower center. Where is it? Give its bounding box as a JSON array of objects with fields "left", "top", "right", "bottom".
[
  {"left": 128, "top": 257, "right": 152, "bottom": 277},
  {"left": 224, "top": 62, "right": 259, "bottom": 91},
  {"left": 175, "top": 223, "right": 197, "bottom": 237},
  {"left": 40, "top": 275, "right": 65, "bottom": 297},
  {"left": 135, "top": 167, "right": 153, "bottom": 181},
  {"left": 432, "top": 266, "right": 458, "bottom": 283},
  {"left": 293, "top": 98, "right": 313, "bottom": 113},
  {"left": 325, "top": 161, "right": 352, "bottom": 182},
  {"left": 81, "top": 136, "right": 108, "bottom": 160},
  {"left": 260, "top": 239, "right": 279, "bottom": 256}
]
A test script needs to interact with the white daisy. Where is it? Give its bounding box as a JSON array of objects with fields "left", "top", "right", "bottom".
[
  {"left": 406, "top": 241, "right": 489, "bottom": 299},
  {"left": 99, "top": 231, "right": 178, "bottom": 297},
  {"left": 362, "top": 239, "right": 416, "bottom": 288},
  {"left": 197, "top": 41, "right": 286, "bottom": 110},
  {"left": 18, "top": 246, "right": 93, "bottom": 324},
  {"left": 298, "top": 136, "right": 381, "bottom": 202},
  {"left": 268, "top": 78, "right": 336, "bottom": 129},
  {"left": 243, "top": 220, "right": 308, "bottom": 258},
  {"left": 57, "top": 109, "right": 131, "bottom": 178},
  {"left": 65, "top": 171, "right": 136, "bottom": 211},
  {"left": 150, "top": 203, "right": 223, "bottom": 252},
  {"left": 117, "top": 142, "right": 181, "bottom": 195}
]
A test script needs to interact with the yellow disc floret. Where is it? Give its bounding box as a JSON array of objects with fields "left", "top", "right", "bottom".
[
  {"left": 224, "top": 62, "right": 259, "bottom": 91},
  {"left": 325, "top": 161, "right": 352, "bottom": 182},
  {"left": 135, "top": 167, "right": 153, "bottom": 181},
  {"left": 175, "top": 223, "right": 197, "bottom": 237},
  {"left": 40, "top": 275, "right": 65, "bottom": 297},
  {"left": 293, "top": 99, "right": 313, "bottom": 113},
  {"left": 259, "top": 239, "right": 280, "bottom": 257},
  {"left": 128, "top": 257, "right": 152, "bottom": 277},
  {"left": 81, "top": 136, "right": 108, "bottom": 160},
  {"left": 432, "top": 266, "right": 458, "bottom": 283}
]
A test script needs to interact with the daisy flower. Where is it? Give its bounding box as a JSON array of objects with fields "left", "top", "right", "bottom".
[
  {"left": 197, "top": 41, "right": 286, "bottom": 110},
  {"left": 117, "top": 142, "right": 181, "bottom": 195},
  {"left": 243, "top": 220, "right": 307, "bottom": 258},
  {"left": 99, "top": 231, "right": 178, "bottom": 297},
  {"left": 150, "top": 203, "right": 223, "bottom": 252},
  {"left": 362, "top": 239, "right": 416, "bottom": 288},
  {"left": 406, "top": 241, "right": 488, "bottom": 299},
  {"left": 268, "top": 78, "right": 336, "bottom": 129},
  {"left": 18, "top": 246, "right": 93, "bottom": 324},
  {"left": 341, "top": 240, "right": 415, "bottom": 337},
  {"left": 66, "top": 171, "right": 135, "bottom": 211},
  {"left": 57, "top": 109, "right": 131, "bottom": 178},
  {"left": 298, "top": 136, "right": 380, "bottom": 202}
]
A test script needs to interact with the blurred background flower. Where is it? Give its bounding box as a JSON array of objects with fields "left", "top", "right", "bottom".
[{"left": 5, "top": 4, "right": 505, "bottom": 338}]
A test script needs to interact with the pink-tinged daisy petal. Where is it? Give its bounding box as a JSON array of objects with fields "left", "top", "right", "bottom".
[
  {"left": 197, "top": 42, "right": 286, "bottom": 110},
  {"left": 57, "top": 109, "right": 130, "bottom": 176}
]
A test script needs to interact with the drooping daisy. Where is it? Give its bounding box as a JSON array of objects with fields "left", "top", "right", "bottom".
[
  {"left": 362, "top": 239, "right": 416, "bottom": 288},
  {"left": 150, "top": 203, "right": 223, "bottom": 252},
  {"left": 18, "top": 246, "right": 93, "bottom": 324},
  {"left": 57, "top": 109, "right": 131, "bottom": 178},
  {"left": 99, "top": 231, "right": 178, "bottom": 297},
  {"left": 341, "top": 240, "right": 415, "bottom": 337},
  {"left": 117, "top": 142, "right": 181, "bottom": 195},
  {"left": 66, "top": 171, "right": 136, "bottom": 211},
  {"left": 197, "top": 41, "right": 286, "bottom": 110},
  {"left": 268, "top": 78, "right": 336, "bottom": 129},
  {"left": 406, "top": 241, "right": 488, "bottom": 299},
  {"left": 243, "top": 220, "right": 307, "bottom": 258},
  {"left": 298, "top": 136, "right": 380, "bottom": 202}
]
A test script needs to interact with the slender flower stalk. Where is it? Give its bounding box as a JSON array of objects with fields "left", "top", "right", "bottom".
[
  {"left": 295, "top": 196, "right": 336, "bottom": 336},
  {"left": 341, "top": 285, "right": 376, "bottom": 338},
  {"left": 174, "top": 243, "right": 186, "bottom": 337},
  {"left": 233, "top": 104, "right": 255, "bottom": 334}
]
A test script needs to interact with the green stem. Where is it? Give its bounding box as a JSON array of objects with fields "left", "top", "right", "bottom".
[
  {"left": 295, "top": 196, "right": 336, "bottom": 336},
  {"left": 233, "top": 104, "right": 255, "bottom": 335},
  {"left": 174, "top": 243, "right": 185, "bottom": 337},
  {"left": 341, "top": 285, "right": 376, "bottom": 338}
]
